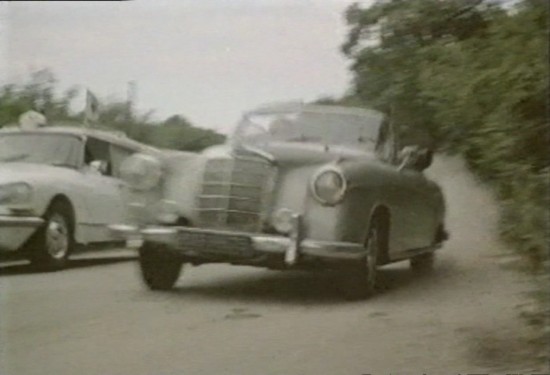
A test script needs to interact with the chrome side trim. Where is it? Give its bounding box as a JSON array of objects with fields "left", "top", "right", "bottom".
[{"left": 0, "top": 215, "right": 44, "bottom": 228}]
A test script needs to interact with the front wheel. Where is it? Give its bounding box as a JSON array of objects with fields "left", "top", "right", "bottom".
[
  {"left": 139, "top": 242, "right": 183, "bottom": 290},
  {"left": 29, "top": 200, "right": 74, "bottom": 270},
  {"left": 341, "top": 217, "right": 381, "bottom": 300}
]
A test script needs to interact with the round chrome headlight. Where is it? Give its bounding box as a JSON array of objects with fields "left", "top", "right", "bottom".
[
  {"left": 0, "top": 182, "right": 33, "bottom": 205},
  {"left": 311, "top": 168, "right": 347, "bottom": 205},
  {"left": 120, "top": 153, "right": 162, "bottom": 191}
]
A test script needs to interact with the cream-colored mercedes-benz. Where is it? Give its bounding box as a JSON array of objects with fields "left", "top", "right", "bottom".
[
  {"left": 112, "top": 103, "right": 448, "bottom": 298},
  {"left": 0, "top": 115, "right": 161, "bottom": 269}
]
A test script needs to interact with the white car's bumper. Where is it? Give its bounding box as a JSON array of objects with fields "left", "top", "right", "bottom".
[{"left": 0, "top": 215, "right": 44, "bottom": 252}]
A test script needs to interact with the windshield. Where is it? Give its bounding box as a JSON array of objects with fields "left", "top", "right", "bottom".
[
  {"left": 0, "top": 133, "right": 83, "bottom": 168},
  {"left": 233, "top": 109, "right": 384, "bottom": 150}
]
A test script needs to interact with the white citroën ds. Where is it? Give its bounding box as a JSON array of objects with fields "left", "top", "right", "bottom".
[{"left": 0, "top": 112, "right": 162, "bottom": 269}]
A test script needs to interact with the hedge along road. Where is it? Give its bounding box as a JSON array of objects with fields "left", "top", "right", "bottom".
[{"left": 0, "top": 156, "right": 545, "bottom": 375}]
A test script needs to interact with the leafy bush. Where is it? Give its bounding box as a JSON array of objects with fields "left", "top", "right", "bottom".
[
  {"left": 0, "top": 70, "right": 225, "bottom": 152},
  {"left": 341, "top": 0, "right": 549, "bottom": 350}
]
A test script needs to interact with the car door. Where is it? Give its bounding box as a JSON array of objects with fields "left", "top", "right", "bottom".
[
  {"left": 395, "top": 167, "right": 436, "bottom": 249},
  {"left": 80, "top": 136, "right": 127, "bottom": 241},
  {"left": 109, "top": 143, "right": 138, "bottom": 223},
  {"left": 374, "top": 120, "right": 434, "bottom": 253}
]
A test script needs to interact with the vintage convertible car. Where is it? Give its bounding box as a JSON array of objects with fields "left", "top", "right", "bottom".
[
  {"left": 111, "top": 103, "right": 448, "bottom": 298},
  {"left": 0, "top": 113, "right": 162, "bottom": 269}
]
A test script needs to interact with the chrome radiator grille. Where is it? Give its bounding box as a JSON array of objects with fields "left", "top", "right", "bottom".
[{"left": 196, "top": 157, "right": 275, "bottom": 232}]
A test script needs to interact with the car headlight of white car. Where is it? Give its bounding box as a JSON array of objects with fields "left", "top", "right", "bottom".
[
  {"left": 120, "top": 153, "right": 162, "bottom": 191},
  {"left": 0, "top": 182, "right": 33, "bottom": 205},
  {"left": 311, "top": 168, "right": 347, "bottom": 206}
]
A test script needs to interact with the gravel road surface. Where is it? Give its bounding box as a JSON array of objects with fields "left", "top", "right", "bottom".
[{"left": 1, "top": 156, "right": 546, "bottom": 375}]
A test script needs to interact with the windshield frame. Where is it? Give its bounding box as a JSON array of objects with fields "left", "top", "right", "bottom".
[
  {"left": 231, "top": 105, "right": 385, "bottom": 151},
  {"left": 0, "top": 131, "right": 86, "bottom": 169}
]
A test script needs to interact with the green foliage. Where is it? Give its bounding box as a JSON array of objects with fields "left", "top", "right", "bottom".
[
  {"left": 0, "top": 69, "right": 79, "bottom": 126},
  {"left": 151, "top": 115, "right": 225, "bottom": 152},
  {"left": 0, "top": 70, "right": 225, "bottom": 152},
  {"left": 342, "top": 0, "right": 549, "bottom": 262},
  {"left": 342, "top": 0, "right": 549, "bottom": 345},
  {"left": 342, "top": 0, "right": 502, "bottom": 148}
]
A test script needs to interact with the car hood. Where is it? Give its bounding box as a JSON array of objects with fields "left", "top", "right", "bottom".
[
  {"left": 237, "top": 142, "right": 375, "bottom": 167},
  {"left": 0, "top": 162, "right": 77, "bottom": 185}
]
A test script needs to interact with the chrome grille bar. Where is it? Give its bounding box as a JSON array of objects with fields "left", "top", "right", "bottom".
[{"left": 196, "top": 156, "right": 275, "bottom": 232}]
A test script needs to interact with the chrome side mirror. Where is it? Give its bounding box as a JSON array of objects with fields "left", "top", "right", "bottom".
[{"left": 398, "top": 146, "right": 433, "bottom": 171}]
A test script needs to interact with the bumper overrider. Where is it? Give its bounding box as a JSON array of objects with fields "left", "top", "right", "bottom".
[{"left": 109, "top": 215, "right": 365, "bottom": 266}]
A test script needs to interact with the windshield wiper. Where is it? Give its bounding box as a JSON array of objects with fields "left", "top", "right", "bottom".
[{"left": 0, "top": 153, "right": 29, "bottom": 162}]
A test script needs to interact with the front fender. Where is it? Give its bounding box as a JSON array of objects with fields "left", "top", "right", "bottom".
[
  {"left": 27, "top": 173, "right": 94, "bottom": 244},
  {"left": 30, "top": 173, "right": 88, "bottom": 220},
  {"left": 291, "top": 158, "right": 393, "bottom": 244},
  {"left": 334, "top": 159, "right": 395, "bottom": 244},
  {"left": 299, "top": 186, "right": 385, "bottom": 245}
]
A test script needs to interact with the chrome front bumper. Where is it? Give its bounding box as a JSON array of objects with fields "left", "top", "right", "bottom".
[
  {"left": 109, "top": 224, "right": 366, "bottom": 265},
  {"left": 0, "top": 215, "right": 44, "bottom": 252}
]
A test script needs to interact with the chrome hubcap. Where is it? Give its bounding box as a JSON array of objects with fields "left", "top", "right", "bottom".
[{"left": 46, "top": 214, "right": 69, "bottom": 259}]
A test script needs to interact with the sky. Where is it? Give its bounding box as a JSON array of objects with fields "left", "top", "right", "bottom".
[{"left": 0, "top": 0, "right": 374, "bottom": 133}]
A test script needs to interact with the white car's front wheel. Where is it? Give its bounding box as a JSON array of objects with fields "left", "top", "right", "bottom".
[{"left": 29, "top": 200, "right": 74, "bottom": 270}]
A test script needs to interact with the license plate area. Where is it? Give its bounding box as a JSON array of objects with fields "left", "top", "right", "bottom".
[{"left": 177, "top": 230, "right": 253, "bottom": 257}]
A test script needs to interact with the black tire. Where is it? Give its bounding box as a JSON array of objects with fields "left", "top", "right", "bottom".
[
  {"left": 342, "top": 216, "right": 382, "bottom": 300},
  {"left": 29, "top": 200, "right": 74, "bottom": 270},
  {"left": 410, "top": 252, "right": 435, "bottom": 274},
  {"left": 139, "top": 242, "right": 183, "bottom": 290}
]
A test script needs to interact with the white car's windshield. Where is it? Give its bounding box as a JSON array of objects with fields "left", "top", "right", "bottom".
[
  {"left": 233, "top": 107, "right": 384, "bottom": 150},
  {"left": 0, "top": 133, "right": 83, "bottom": 168}
]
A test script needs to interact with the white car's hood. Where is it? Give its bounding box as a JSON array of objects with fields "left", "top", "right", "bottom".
[{"left": 0, "top": 162, "right": 78, "bottom": 185}]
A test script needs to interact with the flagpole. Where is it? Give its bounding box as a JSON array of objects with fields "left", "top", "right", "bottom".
[
  {"left": 84, "top": 88, "right": 99, "bottom": 127},
  {"left": 84, "top": 88, "right": 89, "bottom": 127}
]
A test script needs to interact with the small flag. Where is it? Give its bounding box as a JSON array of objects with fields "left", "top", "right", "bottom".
[{"left": 84, "top": 89, "right": 100, "bottom": 125}]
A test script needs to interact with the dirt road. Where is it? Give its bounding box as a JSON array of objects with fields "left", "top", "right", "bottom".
[{"left": 0, "top": 156, "right": 546, "bottom": 375}]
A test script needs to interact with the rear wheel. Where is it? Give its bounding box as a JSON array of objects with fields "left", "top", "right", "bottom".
[
  {"left": 139, "top": 241, "right": 183, "bottom": 290},
  {"left": 29, "top": 200, "right": 74, "bottom": 270},
  {"left": 342, "top": 216, "right": 382, "bottom": 300}
]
